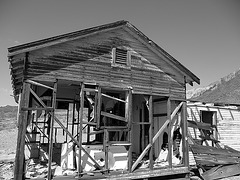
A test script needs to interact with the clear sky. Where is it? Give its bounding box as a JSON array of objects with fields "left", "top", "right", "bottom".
[{"left": 0, "top": 0, "right": 240, "bottom": 106}]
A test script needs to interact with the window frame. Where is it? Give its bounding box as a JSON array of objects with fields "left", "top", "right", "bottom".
[{"left": 112, "top": 48, "right": 131, "bottom": 69}]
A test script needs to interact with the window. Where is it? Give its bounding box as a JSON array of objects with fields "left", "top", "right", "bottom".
[
  {"left": 112, "top": 48, "right": 131, "bottom": 68},
  {"left": 200, "top": 110, "right": 215, "bottom": 125}
]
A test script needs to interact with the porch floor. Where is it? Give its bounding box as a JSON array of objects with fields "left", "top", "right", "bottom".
[{"left": 30, "top": 166, "right": 190, "bottom": 180}]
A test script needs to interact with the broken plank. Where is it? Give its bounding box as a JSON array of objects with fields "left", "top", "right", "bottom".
[
  {"left": 190, "top": 144, "right": 240, "bottom": 157},
  {"left": 202, "top": 164, "right": 240, "bottom": 180},
  {"left": 193, "top": 153, "right": 240, "bottom": 166}
]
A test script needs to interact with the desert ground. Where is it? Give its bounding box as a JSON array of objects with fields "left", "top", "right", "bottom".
[{"left": 0, "top": 128, "right": 17, "bottom": 180}]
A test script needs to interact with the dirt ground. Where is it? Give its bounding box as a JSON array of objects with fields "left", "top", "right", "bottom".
[{"left": 0, "top": 128, "right": 17, "bottom": 180}]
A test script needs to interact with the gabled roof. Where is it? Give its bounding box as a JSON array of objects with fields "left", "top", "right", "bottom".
[{"left": 8, "top": 20, "right": 200, "bottom": 86}]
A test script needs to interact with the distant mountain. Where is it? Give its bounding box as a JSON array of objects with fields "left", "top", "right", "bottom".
[
  {"left": 0, "top": 105, "right": 18, "bottom": 130},
  {"left": 187, "top": 68, "right": 240, "bottom": 105}
]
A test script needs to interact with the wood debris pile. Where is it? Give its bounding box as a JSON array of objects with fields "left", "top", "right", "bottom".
[
  {"left": 25, "top": 159, "right": 77, "bottom": 179},
  {"left": 188, "top": 120, "right": 240, "bottom": 180}
]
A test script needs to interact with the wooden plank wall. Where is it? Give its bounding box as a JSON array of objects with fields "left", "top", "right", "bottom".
[
  {"left": 10, "top": 28, "right": 185, "bottom": 99},
  {"left": 187, "top": 103, "right": 240, "bottom": 151}
]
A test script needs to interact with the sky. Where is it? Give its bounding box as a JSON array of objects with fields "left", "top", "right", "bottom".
[{"left": 0, "top": 0, "right": 240, "bottom": 106}]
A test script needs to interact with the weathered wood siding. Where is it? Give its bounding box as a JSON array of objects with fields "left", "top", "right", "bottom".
[
  {"left": 10, "top": 28, "right": 185, "bottom": 98},
  {"left": 187, "top": 103, "right": 240, "bottom": 151}
]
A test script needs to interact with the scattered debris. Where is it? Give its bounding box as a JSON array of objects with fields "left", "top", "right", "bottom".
[{"left": 188, "top": 120, "right": 240, "bottom": 180}]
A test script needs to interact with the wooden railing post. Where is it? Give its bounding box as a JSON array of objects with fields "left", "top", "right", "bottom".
[{"left": 47, "top": 80, "right": 57, "bottom": 180}]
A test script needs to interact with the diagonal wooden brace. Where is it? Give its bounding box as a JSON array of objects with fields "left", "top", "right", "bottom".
[
  {"left": 131, "top": 102, "right": 183, "bottom": 171},
  {"left": 29, "top": 87, "right": 102, "bottom": 170}
]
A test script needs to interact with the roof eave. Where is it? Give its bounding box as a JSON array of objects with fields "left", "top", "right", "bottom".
[
  {"left": 125, "top": 23, "right": 200, "bottom": 85},
  {"left": 8, "top": 20, "right": 128, "bottom": 57}
]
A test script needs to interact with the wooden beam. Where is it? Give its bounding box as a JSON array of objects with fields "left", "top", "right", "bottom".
[
  {"left": 181, "top": 102, "right": 189, "bottom": 167},
  {"left": 47, "top": 81, "right": 57, "bottom": 180},
  {"left": 153, "top": 113, "right": 167, "bottom": 117},
  {"left": 88, "top": 130, "right": 104, "bottom": 135},
  {"left": 83, "top": 87, "right": 98, "bottom": 92},
  {"left": 132, "top": 122, "right": 151, "bottom": 125},
  {"left": 25, "top": 79, "right": 55, "bottom": 91},
  {"left": 21, "top": 107, "right": 54, "bottom": 111},
  {"left": 101, "top": 111, "right": 126, "bottom": 122},
  {"left": 14, "top": 82, "right": 30, "bottom": 180},
  {"left": 167, "top": 98, "right": 173, "bottom": 168},
  {"left": 72, "top": 102, "right": 75, "bottom": 137},
  {"left": 149, "top": 95, "right": 153, "bottom": 170},
  {"left": 153, "top": 97, "right": 168, "bottom": 102},
  {"left": 190, "top": 144, "right": 240, "bottom": 157},
  {"left": 104, "top": 129, "right": 109, "bottom": 170},
  {"left": 127, "top": 89, "right": 133, "bottom": 172},
  {"left": 96, "top": 86, "right": 102, "bottom": 129},
  {"left": 102, "top": 93, "right": 126, "bottom": 103},
  {"left": 82, "top": 121, "right": 97, "bottom": 126},
  {"left": 78, "top": 83, "right": 84, "bottom": 176},
  {"left": 187, "top": 121, "right": 213, "bottom": 131},
  {"left": 192, "top": 153, "right": 240, "bottom": 166},
  {"left": 86, "top": 108, "right": 94, "bottom": 144}
]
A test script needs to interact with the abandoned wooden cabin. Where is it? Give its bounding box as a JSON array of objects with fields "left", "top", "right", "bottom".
[
  {"left": 8, "top": 20, "right": 200, "bottom": 180},
  {"left": 187, "top": 102, "right": 240, "bottom": 179},
  {"left": 187, "top": 101, "right": 240, "bottom": 151}
]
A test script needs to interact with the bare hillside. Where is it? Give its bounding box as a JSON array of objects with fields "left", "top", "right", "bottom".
[{"left": 187, "top": 68, "right": 240, "bottom": 105}]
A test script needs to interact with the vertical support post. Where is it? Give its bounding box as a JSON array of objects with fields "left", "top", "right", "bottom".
[
  {"left": 104, "top": 128, "right": 109, "bottom": 171},
  {"left": 43, "top": 113, "right": 47, "bottom": 144},
  {"left": 167, "top": 97, "right": 173, "bottom": 168},
  {"left": 47, "top": 80, "right": 57, "bottom": 180},
  {"left": 127, "top": 89, "right": 133, "bottom": 172},
  {"left": 66, "top": 108, "right": 69, "bottom": 142},
  {"left": 14, "top": 82, "right": 30, "bottom": 180},
  {"left": 96, "top": 86, "right": 102, "bottom": 129},
  {"left": 149, "top": 95, "right": 153, "bottom": 170},
  {"left": 77, "top": 103, "right": 80, "bottom": 141},
  {"left": 181, "top": 101, "right": 189, "bottom": 167},
  {"left": 72, "top": 102, "right": 75, "bottom": 136},
  {"left": 87, "top": 107, "right": 91, "bottom": 143},
  {"left": 140, "top": 103, "right": 145, "bottom": 151},
  {"left": 213, "top": 112, "right": 217, "bottom": 141},
  {"left": 78, "top": 83, "right": 85, "bottom": 177}
]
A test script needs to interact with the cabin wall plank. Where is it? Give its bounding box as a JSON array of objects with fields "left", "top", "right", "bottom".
[
  {"left": 187, "top": 104, "right": 240, "bottom": 151},
  {"left": 10, "top": 28, "right": 186, "bottom": 98}
]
